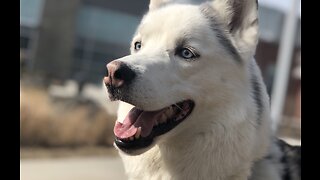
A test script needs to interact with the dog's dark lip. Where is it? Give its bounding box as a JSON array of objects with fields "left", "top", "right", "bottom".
[
  {"left": 114, "top": 100, "right": 195, "bottom": 154},
  {"left": 105, "top": 83, "right": 135, "bottom": 104},
  {"left": 105, "top": 84, "right": 123, "bottom": 101}
]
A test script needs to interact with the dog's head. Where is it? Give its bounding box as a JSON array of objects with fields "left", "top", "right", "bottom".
[{"left": 104, "top": 0, "right": 259, "bottom": 155}]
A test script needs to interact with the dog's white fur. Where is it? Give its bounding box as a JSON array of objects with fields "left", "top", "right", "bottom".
[{"left": 111, "top": 0, "right": 279, "bottom": 179}]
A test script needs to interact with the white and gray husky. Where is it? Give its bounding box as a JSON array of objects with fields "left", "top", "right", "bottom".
[{"left": 103, "top": 0, "right": 301, "bottom": 179}]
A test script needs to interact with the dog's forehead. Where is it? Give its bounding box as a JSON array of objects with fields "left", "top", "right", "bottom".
[{"left": 137, "top": 4, "right": 210, "bottom": 40}]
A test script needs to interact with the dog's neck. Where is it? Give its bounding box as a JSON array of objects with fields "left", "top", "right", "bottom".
[{"left": 157, "top": 112, "right": 257, "bottom": 179}]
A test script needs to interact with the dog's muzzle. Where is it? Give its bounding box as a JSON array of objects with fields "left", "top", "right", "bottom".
[{"left": 103, "top": 60, "right": 196, "bottom": 155}]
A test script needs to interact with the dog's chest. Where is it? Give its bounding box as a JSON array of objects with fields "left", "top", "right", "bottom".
[{"left": 119, "top": 148, "right": 170, "bottom": 180}]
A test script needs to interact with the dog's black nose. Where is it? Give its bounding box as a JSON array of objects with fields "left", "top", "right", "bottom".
[{"left": 104, "top": 61, "right": 136, "bottom": 88}]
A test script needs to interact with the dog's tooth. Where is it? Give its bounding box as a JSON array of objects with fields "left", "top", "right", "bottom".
[
  {"left": 135, "top": 127, "right": 141, "bottom": 139},
  {"left": 160, "top": 114, "right": 167, "bottom": 123},
  {"left": 155, "top": 120, "right": 159, "bottom": 126},
  {"left": 129, "top": 136, "right": 134, "bottom": 141},
  {"left": 169, "top": 106, "right": 174, "bottom": 112},
  {"left": 165, "top": 108, "right": 173, "bottom": 117}
]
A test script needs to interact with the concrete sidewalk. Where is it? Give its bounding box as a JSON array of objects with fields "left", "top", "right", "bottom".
[{"left": 20, "top": 156, "right": 127, "bottom": 180}]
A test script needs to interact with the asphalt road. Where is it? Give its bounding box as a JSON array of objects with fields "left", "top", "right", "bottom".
[{"left": 20, "top": 156, "right": 127, "bottom": 180}]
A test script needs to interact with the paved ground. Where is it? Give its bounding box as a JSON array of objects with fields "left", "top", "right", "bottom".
[
  {"left": 20, "top": 138, "right": 300, "bottom": 180},
  {"left": 20, "top": 156, "right": 127, "bottom": 180}
]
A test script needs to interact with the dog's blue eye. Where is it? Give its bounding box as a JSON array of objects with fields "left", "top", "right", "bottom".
[
  {"left": 134, "top": 42, "right": 142, "bottom": 51},
  {"left": 179, "top": 48, "right": 197, "bottom": 59}
]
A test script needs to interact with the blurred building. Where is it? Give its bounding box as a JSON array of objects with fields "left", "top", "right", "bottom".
[
  {"left": 20, "top": 0, "right": 300, "bottom": 134},
  {"left": 20, "top": 0, "right": 149, "bottom": 84},
  {"left": 256, "top": 0, "right": 301, "bottom": 135}
]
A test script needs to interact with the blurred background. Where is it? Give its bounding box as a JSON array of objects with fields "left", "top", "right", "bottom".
[{"left": 20, "top": 0, "right": 301, "bottom": 179}]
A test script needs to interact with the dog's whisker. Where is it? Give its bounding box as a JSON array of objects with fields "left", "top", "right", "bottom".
[{"left": 174, "top": 103, "right": 184, "bottom": 111}]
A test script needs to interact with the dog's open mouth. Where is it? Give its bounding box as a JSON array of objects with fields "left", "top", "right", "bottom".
[{"left": 114, "top": 100, "right": 194, "bottom": 153}]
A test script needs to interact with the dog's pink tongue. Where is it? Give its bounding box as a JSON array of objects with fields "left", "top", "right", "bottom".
[{"left": 114, "top": 107, "right": 164, "bottom": 139}]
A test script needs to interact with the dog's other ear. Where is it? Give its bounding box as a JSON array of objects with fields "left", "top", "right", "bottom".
[
  {"left": 212, "top": 0, "right": 259, "bottom": 60},
  {"left": 149, "top": 0, "right": 172, "bottom": 10},
  {"left": 149, "top": 0, "right": 193, "bottom": 11}
]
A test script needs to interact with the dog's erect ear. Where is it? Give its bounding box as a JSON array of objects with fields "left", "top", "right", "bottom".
[
  {"left": 149, "top": 0, "right": 172, "bottom": 10},
  {"left": 149, "top": 0, "right": 193, "bottom": 10},
  {"left": 212, "top": 0, "right": 259, "bottom": 60}
]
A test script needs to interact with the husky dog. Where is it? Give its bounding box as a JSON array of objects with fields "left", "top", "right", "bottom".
[{"left": 103, "top": 0, "right": 301, "bottom": 179}]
